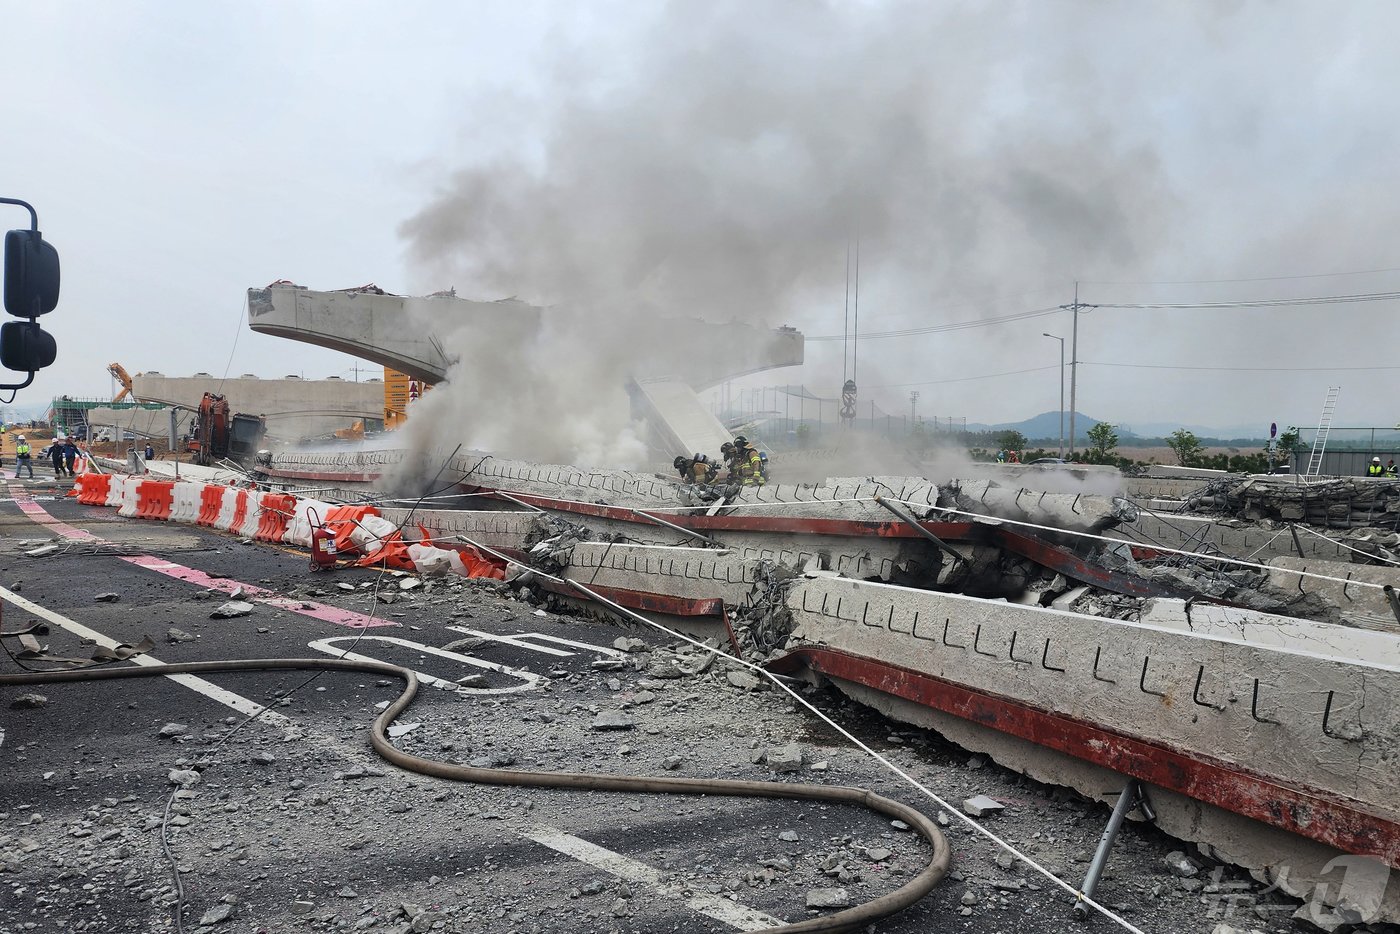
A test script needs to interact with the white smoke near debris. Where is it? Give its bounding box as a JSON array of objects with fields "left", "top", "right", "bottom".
[{"left": 394, "top": 1, "right": 1186, "bottom": 470}]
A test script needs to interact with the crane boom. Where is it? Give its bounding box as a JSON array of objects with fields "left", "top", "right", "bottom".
[{"left": 107, "top": 362, "right": 135, "bottom": 403}]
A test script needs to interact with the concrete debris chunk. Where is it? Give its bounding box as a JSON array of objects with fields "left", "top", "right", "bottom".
[
  {"left": 1164, "top": 850, "right": 1199, "bottom": 878},
  {"left": 645, "top": 657, "right": 685, "bottom": 679},
  {"left": 764, "top": 742, "right": 805, "bottom": 773},
  {"left": 25, "top": 544, "right": 60, "bottom": 557},
  {"left": 612, "top": 637, "right": 646, "bottom": 653},
  {"left": 778, "top": 830, "right": 800, "bottom": 842},
  {"left": 398, "top": 577, "right": 422, "bottom": 591},
  {"left": 199, "top": 901, "right": 236, "bottom": 925},
  {"left": 387, "top": 722, "right": 420, "bottom": 738},
  {"left": 9, "top": 693, "right": 47, "bottom": 709},
  {"left": 726, "top": 671, "right": 762, "bottom": 690},
  {"left": 806, "top": 888, "right": 851, "bottom": 910},
  {"left": 157, "top": 722, "right": 188, "bottom": 739},
  {"left": 210, "top": 600, "right": 255, "bottom": 619},
  {"left": 867, "top": 847, "right": 892, "bottom": 862},
  {"left": 167, "top": 628, "right": 197, "bottom": 643},
  {"left": 962, "top": 795, "right": 1005, "bottom": 817},
  {"left": 590, "top": 710, "right": 636, "bottom": 731},
  {"left": 168, "top": 768, "right": 202, "bottom": 788},
  {"left": 94, "top": 592, "right": 120, "bottom": 603},
  {"left": 334, "top": 765, "right": 386, "bottom": 780},
  {"left": 229, "top": 585, "right": 246, "bottom": 599}
]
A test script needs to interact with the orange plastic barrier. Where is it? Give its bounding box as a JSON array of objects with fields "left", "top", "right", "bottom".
[
  {"left": 73, "top": 474, "right": 113, "bottom": 505},
  {"left": 197, "top": 485, "right": 226, "bottom": 527},
  {"left": 354, "top": 530, "right": 417, "bottom": 570},
  {"left": 228, "top": 490, "right": 249, "bottom": 534},
  {"left": 256, "top": 493, "right": 297, "bottom": 542},
  {"left": 135, "top": 480, "right": 175, "bottom": 520},
  {"left": 455, "top": 543, "right": 507, "bottom": 580},
  {"left": 322, "top": 504, "right": 381, "bottom": 555}
]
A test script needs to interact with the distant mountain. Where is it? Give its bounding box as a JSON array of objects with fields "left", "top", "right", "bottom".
[
  {"left": 963, "top": 411, "right": 1124, "bottom": 442},
  {"left": 962, "top": 412, "right": 1273, "bottom": 442}
]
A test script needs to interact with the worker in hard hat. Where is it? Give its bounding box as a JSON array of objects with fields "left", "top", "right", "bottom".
[
  {"left": 13, "top": 435, "right": 32, "bottom": 479},
  {"left": 1367, "top": 456, "right": 1385, "bottom": 477}
]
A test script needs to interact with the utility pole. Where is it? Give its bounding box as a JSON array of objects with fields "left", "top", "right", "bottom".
[
  {"left": 1068, "top": 281, "right": 1080, "bottom": 457},
  {"left": 909, "top": 390, "right": 920, "bottom": 426},
  {"left": 1043, "top": 332, "right": 1065, "bottom": 458}
]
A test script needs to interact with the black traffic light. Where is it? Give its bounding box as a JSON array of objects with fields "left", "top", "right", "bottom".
[
  {"left": 0, "top": 321, "right": 56, "bottom": 371},
  {"left": 4, "top": 229, "right": 60, "bottom": 317},
  {"left": 0, "top": 197, "right": 61, "bottom": 388}
]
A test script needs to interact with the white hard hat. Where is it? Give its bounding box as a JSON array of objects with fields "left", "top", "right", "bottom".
[
  {"left": 1374, "top": 457, "right": 1382, "bottom": 463},
  {"left": 16, "top": 434, "right": 24, "bottom": 440}
]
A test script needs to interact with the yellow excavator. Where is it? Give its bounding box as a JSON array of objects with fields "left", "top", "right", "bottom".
[{"left": 108, "top": 362, "right": 135, "bottom": 402}]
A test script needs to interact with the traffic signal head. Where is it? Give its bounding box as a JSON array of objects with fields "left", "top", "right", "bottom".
[
  {"left": 0, "top": 321, "right": 56, "bottom": 371},
  {"left": 4, "top": 229, "right": 60, "bottom": 317}
]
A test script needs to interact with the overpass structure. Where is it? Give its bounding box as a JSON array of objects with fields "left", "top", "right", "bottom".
[{"left": 247, "top": 285, "right": 804, "bottom": 455}]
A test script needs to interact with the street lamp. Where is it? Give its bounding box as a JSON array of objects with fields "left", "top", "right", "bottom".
[{"left": 1042, "top": 332, "right": 1065, "bottom": 458}]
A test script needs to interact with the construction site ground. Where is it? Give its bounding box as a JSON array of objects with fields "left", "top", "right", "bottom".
[{"left": 0, "top": 482, "right": 1314, "bottom": 934}]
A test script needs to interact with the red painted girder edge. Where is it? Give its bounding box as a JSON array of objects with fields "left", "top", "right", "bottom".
[
  {"left": 535, "top": 579, "right": 724, "bottom": 618},
  {"left": 768, "top": 645, "right": 1400, "bottom": 867}
]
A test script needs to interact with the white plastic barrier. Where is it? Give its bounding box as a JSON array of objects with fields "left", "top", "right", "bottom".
[
  {"left": 284, "top": 498, "right": 334, "bottom": 548},
  {"left": 171, "top": 482, "right": 204, "bottom": 524},
  {"left": 234, "top": 495, "right": 263, "bottom": 539},
  {"left": 349, "top": 514, "right": 399, "bottom": 554},
  {"left": 213, "top": 487, "right": 248, "bottom": 533},
  {"left": 104, "top": 475, "right": 128, "bottom": 508},
  {"left": 407, "top": 542, "right": 468, "bottom": 577},
  {"left": 115, "top": 476, "right": 143, "bottom": 518}
]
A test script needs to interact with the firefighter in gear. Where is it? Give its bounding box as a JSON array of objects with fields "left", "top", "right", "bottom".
[
  {"left": 13, "top": 435, "right": 33, "bottom": 479},
  {"left": 731, "top": 436, "right": 765, "bottom": 486},
  {"left": 673, "top": 453, "right": 717, "bottom": 485},
  {"left": 1367, "top": 457, "right": 1385, "bottom": 477}
]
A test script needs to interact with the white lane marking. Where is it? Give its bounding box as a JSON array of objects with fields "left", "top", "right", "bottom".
[
  {"left": 0, "top": 585, "right": 291, "bottom": 727},
  {"left": 307, "top": 636, "right": 546, "bottom": 694},
  {"left": 444, "top": 627, "right": 629, "bottom": 659},
  {"left": 525, "top": 825, "right": 783, "bottom": 931}
]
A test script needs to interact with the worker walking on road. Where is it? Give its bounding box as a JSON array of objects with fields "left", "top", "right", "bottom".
[
  {"left": 64, "top": 438, "right": 80, "bottom": 476},
  {"left": 48, "top": 439, "right": 65, "bottom": 477},
  {"left": 14, "top": 435, "right": 33, "bottom": 479}
]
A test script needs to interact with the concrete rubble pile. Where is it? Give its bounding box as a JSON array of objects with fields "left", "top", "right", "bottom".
[{"left": 1183, "top": 474, "right": 1400, "bottom": 534}]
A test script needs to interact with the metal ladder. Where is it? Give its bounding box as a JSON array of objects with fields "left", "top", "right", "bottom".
[{"left": 1305, "top": 386, "right": 1341, "bottom": 477}]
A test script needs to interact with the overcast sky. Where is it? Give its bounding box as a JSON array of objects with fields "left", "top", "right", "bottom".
[{"left": 4, "top": 1, "right": 1399, "bottom": 437}]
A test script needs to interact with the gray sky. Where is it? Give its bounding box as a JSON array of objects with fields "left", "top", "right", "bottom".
[{"left": 4, "top": 1, "right": 1399, "bottom": 436}]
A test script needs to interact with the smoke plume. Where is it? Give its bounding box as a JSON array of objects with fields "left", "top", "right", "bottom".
[{"left": 395, "top": 1, "right": 1189, "bottom": 468}]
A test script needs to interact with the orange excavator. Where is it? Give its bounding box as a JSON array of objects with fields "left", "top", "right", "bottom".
[{"left": 186, "top": 392, "right": 266, "bottom": 467}]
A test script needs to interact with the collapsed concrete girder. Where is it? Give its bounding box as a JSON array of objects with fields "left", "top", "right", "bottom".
[{"left": 246, "top": 285, "right": 804, "bottom": 389}]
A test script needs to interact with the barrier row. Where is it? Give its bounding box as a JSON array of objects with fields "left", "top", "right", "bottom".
[{"left": 68, "top": 473, "right": 504, "bottom": 581}]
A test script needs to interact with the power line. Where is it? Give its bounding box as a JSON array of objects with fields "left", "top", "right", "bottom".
[
  {"left": 1081, "top": 266, "right": 1400, "bottom": 286},
  {"left": 806, "top": 305, "right": 1065, "bottom": 342},
  {"left": 1083, "top": 360, "right": 1400, "bottom": 373},
  {"left": 1083, "top": 289, "right": 1400, "bottom": 310}
]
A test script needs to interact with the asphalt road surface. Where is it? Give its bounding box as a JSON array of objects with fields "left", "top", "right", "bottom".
[{"left": 0, "top": 482, "right": 1308, "bottom": 933}]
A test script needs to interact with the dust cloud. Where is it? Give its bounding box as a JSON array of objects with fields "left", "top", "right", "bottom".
[{"left": 393, "top": 2, "right": 1183, "bottom": 470}]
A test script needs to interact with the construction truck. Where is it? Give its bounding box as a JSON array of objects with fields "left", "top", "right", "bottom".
[{"left": 186, "top": 392, "right": 266, "bottom": 467}]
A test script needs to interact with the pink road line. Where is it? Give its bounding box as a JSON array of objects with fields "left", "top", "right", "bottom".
[{"left": 8, "top": 485, "right": 394, "bottom": 630}]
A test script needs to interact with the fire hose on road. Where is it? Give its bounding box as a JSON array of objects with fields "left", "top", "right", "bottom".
[{"left": 0, "top": 655, "right": 951, "bottom": 933}]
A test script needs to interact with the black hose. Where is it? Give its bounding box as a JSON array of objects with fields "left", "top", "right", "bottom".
[{"left": 0, "top": 656, "right": 950, "bottom": 933}]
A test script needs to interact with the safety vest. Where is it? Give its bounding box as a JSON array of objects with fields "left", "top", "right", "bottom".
[
  {"left": 1368, "top": 463, "right": 1384, "bottom": 476},
  {"left": 15, "top": 443, "right": 29, "bottom": 457}
]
